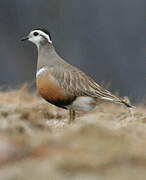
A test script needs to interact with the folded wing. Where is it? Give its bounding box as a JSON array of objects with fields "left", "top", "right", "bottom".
[{"left": 50, "top": 65, "right": 132, "bottom": 108}]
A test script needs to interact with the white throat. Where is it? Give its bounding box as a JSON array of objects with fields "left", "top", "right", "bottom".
[{"left": 29, "top": 36, "right": 43, "bottom": 48}]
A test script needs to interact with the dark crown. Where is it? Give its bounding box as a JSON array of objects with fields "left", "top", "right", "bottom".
[{"left": 33, "top": 28, "right": 51, "bottom": 40}]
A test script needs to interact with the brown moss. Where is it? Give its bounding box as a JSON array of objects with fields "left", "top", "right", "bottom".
[{"left": 0, "top": 86, "right": 145, "bottom": 179}]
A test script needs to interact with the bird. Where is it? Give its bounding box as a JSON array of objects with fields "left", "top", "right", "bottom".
[{"left": 21, "top": 28, "right": 132, "bottom": 123}]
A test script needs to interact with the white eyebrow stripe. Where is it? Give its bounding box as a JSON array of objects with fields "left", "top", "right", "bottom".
[
  {"left": 36, "top": 66, "right": 48, "bottom": 77},
  {"left": 35, "top": 30, "right": 52, "bottom": 43}
]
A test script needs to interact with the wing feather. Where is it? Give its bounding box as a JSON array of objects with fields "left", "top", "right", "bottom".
[{"left": 49, "top": 65, "right": 131, "bottom": 107}]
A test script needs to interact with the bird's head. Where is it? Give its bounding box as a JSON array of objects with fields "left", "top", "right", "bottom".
[{"left": 21, "top": 28, "right": 52, "bottom": 47}]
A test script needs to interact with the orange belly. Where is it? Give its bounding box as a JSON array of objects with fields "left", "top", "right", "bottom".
[{"left": 36, "top": 71, "right": 69, "bottom": 103}]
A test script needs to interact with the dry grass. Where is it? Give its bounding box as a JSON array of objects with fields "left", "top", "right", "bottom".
[{"left": 0, "top": 85, "right": 146, "bottom": 179}]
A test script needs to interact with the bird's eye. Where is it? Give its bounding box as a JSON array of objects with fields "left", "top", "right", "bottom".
[{"left": 33, "top": 32, "right": 39, "bottom": 36}]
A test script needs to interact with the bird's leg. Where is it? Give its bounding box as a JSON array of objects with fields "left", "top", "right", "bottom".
[{"left": 69, "top": 109, "right": 76, "bottom": 123}]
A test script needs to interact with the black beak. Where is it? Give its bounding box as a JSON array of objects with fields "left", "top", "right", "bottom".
[{"left": 21, "top": 36, "right": 29, "bottom": 41}]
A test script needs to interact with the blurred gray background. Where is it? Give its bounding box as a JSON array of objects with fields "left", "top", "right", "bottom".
[{"left": 0, "top": 0, "right": 146, "bottom": 103}]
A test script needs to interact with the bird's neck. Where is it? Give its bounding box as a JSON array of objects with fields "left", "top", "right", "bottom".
[{"left": 37, "top": 43, "right": 65, "bottom": 71}]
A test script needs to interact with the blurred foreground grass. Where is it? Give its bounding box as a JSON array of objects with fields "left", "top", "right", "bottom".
[{"left": 0, "top": 85, "right": 146, "bottom": 179}]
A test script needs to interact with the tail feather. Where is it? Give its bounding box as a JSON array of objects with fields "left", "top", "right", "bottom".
[
  {"left": 100, "top": 96, "right": 133, "bottom": 108},
  {"left": 121, "top": 100, "right": 133, "bottom": 108}
]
